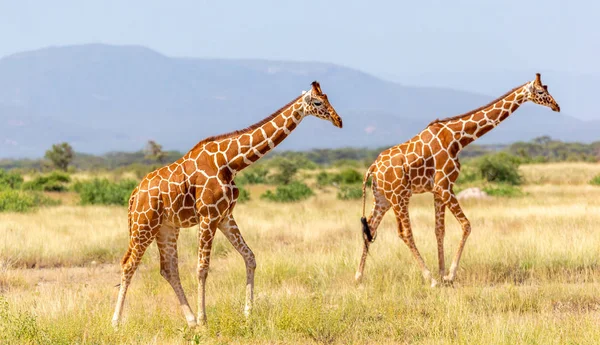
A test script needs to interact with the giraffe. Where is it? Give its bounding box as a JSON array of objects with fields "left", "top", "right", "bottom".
[
  {"left": 111, "top": 81, "right": 342, "bottom": 327},
  {"left": 355, "top": 73, "right": 560, "bottom": 287}
]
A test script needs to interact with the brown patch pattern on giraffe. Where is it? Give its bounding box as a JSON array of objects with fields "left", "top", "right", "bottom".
[
  {"left": 355, "top": 73, "right": 560, "bottom": 287},
  {"left": 112, "top": 81, "right": 342, "bottom": 327}
]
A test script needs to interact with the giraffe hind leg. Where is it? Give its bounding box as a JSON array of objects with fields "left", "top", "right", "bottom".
[
  {"left": 355, "top": 187, "right": 391, "bottom": 283},
  {"left": 112, "top": 222, "right": 158, "bottom": 327}
]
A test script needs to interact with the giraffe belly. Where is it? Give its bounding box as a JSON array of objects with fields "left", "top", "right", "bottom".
[{"left": 411, "top": 180, "right": 433, "bottom": 194}]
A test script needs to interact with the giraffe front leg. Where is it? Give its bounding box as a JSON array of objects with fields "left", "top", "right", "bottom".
[
  {"left": 433, "top": 195, "right": 447, "bottom": 281},
  {"left": 197, "top": 217, "right": 217, "bottom": 325},
  {"left": 218, "top": 214, "right": 256, "bottom": 318},
  {"left": 443, "top": 194, "right": 471, "bottom": 283}
]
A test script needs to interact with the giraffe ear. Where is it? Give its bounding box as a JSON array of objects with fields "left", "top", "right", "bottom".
[{"left": 311, "top": 81, "right": 322, "bottom": 94}]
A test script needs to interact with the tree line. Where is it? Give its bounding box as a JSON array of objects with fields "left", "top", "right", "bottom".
[{"left": 1, "top": 136, "right": 599, "bottom": 174}]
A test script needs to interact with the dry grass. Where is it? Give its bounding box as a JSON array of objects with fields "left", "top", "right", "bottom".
[
  {"left": 520, "top": 162, "right": 600, "bottom": 185},
  {"left": 1, "top": 164, "right": 600, "bottom": 344}
]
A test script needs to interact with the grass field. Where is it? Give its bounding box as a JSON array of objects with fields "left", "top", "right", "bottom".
[{"left": 2, "top": 163, "right": 600, "bottom": 344}]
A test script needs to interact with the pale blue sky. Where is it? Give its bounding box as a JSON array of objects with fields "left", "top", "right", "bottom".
[{"left": 1, "top": 0, "right": 597, "bottom": 80}]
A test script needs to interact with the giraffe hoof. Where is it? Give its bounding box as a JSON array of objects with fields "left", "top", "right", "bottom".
[
  {"left": 186, "top": 319, "right": 198, "bottom": 328},
  {"left": 354, "top": 272, "right": 363, "bottom": 283},
  {"left": 442, "top": 275, "right": 455, "bottom": 285},
  {"left": 430, "top": 279, "right": 439, "bottom": 288},
  {"left": 111, "top": 319, "right": 120, "bottom": 330},
  {"left": 196, "top": 316, "right": 207, "bottom": 327}
]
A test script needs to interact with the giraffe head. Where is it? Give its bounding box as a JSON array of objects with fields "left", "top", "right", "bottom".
[
  {"left": 525, "top": 73, "right": 560, "bottom": 112},
  {"left": 301, "top": 81, "right": 343, "bottom": 128}
]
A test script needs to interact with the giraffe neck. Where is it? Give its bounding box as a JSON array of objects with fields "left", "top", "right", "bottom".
[
  {"left": 442, "top": 84, "right": 529, "bottom": 150},
  {"left": 202, "top": 96, "right": 306, "bottom": 173}
]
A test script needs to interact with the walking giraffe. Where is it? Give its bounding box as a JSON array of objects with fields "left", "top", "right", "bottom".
[
  {"left": 112, "top": 81, "right": 342, "bottom": 327},
  {"left": 355, "top": 73, "right": 560, "bottom": 287}
]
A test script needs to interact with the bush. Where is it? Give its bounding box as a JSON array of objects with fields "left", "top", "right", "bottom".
[
  {"left": 237, "top": 185, "right": 250, "bottom": 203},
  {"left": 316, "top": 169, "right": 363, "bottom": 188},
  {"left": 455, "top": 164, "right": 480, "bottom": 185},
  {"left": 316, "top": 171, "right": 334, "bottom": 187},
  {"left": 21, "top": 171, "right": 71, "bottom": 192},
  {"left": 73, "top": 179, "right": 138, "bottom": 206},
  {"left": 261, "top": 181, "right": 314, "bottom": 202},
  {"left": 482, "top": 184, "right": 524, "bottom": 197},
  {"left": 475, "top": 153, "right": 522, "bottom": 185},
  {"left": 0, "top": 190, "right": 60, "bottom": 213},
  {"left": 337, "top": 185, "right": 363, "bottom": 200},
  {"left": 236, "top": 166, "right": 269, "bottom": 185},
  {"left": 268, "top": 158, "right": 299, "bottom": 185},
  {"left": 338, "top": 169, "right": 362, "bottom": 184},
  {"left": 589, "top": 174, "right": 600, "bottom": 186},
  {"left": 0, "top": 170, "right": 23, "bottom": 190}
]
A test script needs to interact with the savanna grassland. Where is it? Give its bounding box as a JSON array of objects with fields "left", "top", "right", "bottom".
[{"left": 2, "top": 163, "right": 600, "bottom": 344}]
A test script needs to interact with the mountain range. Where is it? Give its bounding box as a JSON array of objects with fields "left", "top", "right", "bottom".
[{"left": 0, "top": 44, "right": 598, "bottom": 158}]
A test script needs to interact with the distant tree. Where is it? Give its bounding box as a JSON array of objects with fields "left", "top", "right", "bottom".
[
  {"left": 269, "top": 158, "right": 298, "bottom": 185},
  {"left": 45, "top": 142, "right": 74, "bottom": 171},
  {"left": 532, "top": 136, "right": 553, "bottom": 146},
  {"left": 144, "top": 140, "right": 166, "bottom": 164}
]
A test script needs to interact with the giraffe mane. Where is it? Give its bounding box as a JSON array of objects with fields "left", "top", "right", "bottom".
[
  {"left": 190, "top": 94, "right": 304, "bottom": 151},
  {"left": 427, "top": 83, "right": 528, "bottom": 126}
]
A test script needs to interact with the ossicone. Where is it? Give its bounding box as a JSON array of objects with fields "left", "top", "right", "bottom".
[{"left": 311, "top": 81, "right": 322, "bottom": 94}]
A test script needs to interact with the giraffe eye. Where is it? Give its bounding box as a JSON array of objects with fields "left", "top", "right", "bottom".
[
  {"left": 537, "top": 90, "right": 544, "bottom": 95},
  {"left": 313, "top": 101, "right": 322, "bottom": 106}
]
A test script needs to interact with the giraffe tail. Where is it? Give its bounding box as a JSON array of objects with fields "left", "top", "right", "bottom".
[
  {"left": 361, "top": 164, "right": 375, "bottom": 243},
  {"left": 120, "top": 186, "right": 139, "bottom": 267}
]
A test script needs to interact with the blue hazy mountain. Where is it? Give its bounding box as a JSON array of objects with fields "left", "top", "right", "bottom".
[{"left": 0, "top": 44, "right": 596, "bottom": 158}]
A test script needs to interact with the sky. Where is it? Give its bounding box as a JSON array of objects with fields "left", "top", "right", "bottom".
[{"left": 1, "top": 0, "right": 597, "bottom": 80}]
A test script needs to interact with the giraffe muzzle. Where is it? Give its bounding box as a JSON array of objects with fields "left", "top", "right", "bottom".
[{"left": 331, "top": 116, "right": 343, "bottom": 128}]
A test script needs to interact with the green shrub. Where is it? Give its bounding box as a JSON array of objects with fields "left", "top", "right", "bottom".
[
  {"left": 0, "top": 297, "right": 50, "bottom": 343},
  {"left": 482, "top": 184, "right": 524, "bottom": 197},
  {"left": 589, "top": 174, "right": 600, "bottom": 186},
  {"left": 21, "top": 171, "right": 71, "bottom": 192},
  {"left": 455, "top": 164, "right": 480, "bottom": 185},
  {"left": 316, "top": 171, "right": 335, "bottom": 187},
  {"left": 73, "top": 179, "right": 138, "bottom": 206},
  {"left": 237, "top": 185, "right": 250, "bottom": 203},
  {"left": 337, "top": 185, "right": 363, "bottom": 200},
  {"left": 236, "top": 166, "right": 269, "bottom": 185},
  {"left": 0, "top": 170, "right": 23, "bottom": 190},
  {"left": 268, "top": 158, "right": 299, "bottom": 185},
  {"left": 317, "top": 169, "right": 363, "bottom": 188},
  {"left": 0, "top": 190, "right": 59, "bottom": 213},
  {"left": 338, "top": 169, "right": 362, "bottom": 184},
  {"left": 261, "top": 181, "right": 314, "bottom": 202},
  {"left": 475, "top": 153, "right": 522, "bottom": 185}
]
